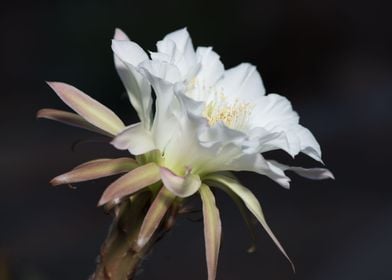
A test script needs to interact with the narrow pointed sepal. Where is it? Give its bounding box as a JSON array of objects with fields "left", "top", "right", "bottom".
[
  {"left": 98, "top": 162, "right": 161, "bottom": 206},
  {"left": 269, "top": 160, "right": 334, "bottom": 180},
  {"left": 136, "top": 187, "right": 176, "bottom": 250},
  {"left": 46, "top": 82, "right": 125, "bottom": 135},
  {"left": 37, "top": 108, "right": 112, "bottom": 136},
  {"left": 199, "top": 184, "right": 222, "bottom": 280},
  {"left": 160, "top": 167, "right": 201, "bottom": 197},
  {"left": 220, "top": 186, "right": 257, "bottom": 253},
  {"left": 204, "top": 174, "right": 295, "bottom": 272},
  {"left": 50, "top": 158, "right": 139, "bottom": 186}
]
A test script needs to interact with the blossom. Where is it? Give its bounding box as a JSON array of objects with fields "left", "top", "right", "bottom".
[{"left": 38, "top": 28, "right": 333, "bottom": 280}]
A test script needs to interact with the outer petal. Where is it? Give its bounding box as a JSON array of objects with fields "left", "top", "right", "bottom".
[
  {"left": 215, "top": 178, "right": 257, "bottom": 253},
  {"left": 50, "top": 158, "right": 138, "bottom": 186},
  {"left": 111, "top": 123, "right": 156, "bottom": 155},
  {"left": 268, "top": 160, "right": 334, "bottom": 180},
  {"left": 200, "top": 184, "right": 222, "bottom": 280},
  {"left": 98, "top": 163, "right": 161, "bottom": 206},
  {"left": 217, "top": 63, "right": 265, "bottom": 102},
  {"left": 37, "top": 108, "right": 112, "bottom": 137},
  {"left": 208, "top": 149, "right": 292, "bottom": 189},
  {"left": 160, "top": 167, "right": 202, "bottom": 197},
  {"left": 112, "top": 33, "right": 152, "bottom": 127},
  {"left": 136, "top": 187, "right": 176, "bottom": 249},
  {"left": 248, "top": 94, "right": 323, "bottom": 161},
  {"left": 47, "top": 82, "right": 125, "bottom": 135},
  {"left": 204, "top": 174, "right": 294, "bottom": 271}
]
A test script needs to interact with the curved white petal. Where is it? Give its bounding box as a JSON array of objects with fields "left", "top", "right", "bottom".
[
  {"left": 138, "top": 60, "right": 182, "bottom": 85},
  {"left": 111, "top": 123, "right": 156, "bottom": 155},
  {"left": 112, "top": 39, "right": 148, "bottom": 66},
  {"left": 112, "top": 36, "right": 152, "bottom": 127},
  {"left": 138, "top": 60, "right": 183, "bottom": 152},
  {"left": 198, "top": 121, "right": 246, "bottom": 148},
  {"left": 217, "top": 63, "right": 265, "bottom": 102},
  {"left": 241, "top": 127, "right": 288, "bottom": 154},
  {"left": 247, "top": 94, "right": 301, "bottom": 156},
  {"left": 296, "top": 125, "right": 322, "bottom": 162},
  {"left": 160, "top": 167, "right": 202, "bottom": 197},
  {"left": 250, "top": 94, "right": 299, "bottom": 128},
  {"left": 156, "top": 28, "right": 196, "bottom": 77},
  {"left": 218, "top": 151, "right": 291, "bottom": 188},
  {"left": 196, "top": 47, "right": 224, "bottom": 86}
]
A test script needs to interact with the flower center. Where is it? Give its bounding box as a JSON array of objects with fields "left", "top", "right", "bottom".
[{"left": 186, "top": 78, "right": 253, "bottom": 130}]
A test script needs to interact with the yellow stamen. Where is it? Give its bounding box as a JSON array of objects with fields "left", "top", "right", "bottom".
[
  {"left": 203, "top": 97, "right": 253, "bottom": 129},
  {"left": 186, "top": 78, "right": 254, "bottom": 130}
]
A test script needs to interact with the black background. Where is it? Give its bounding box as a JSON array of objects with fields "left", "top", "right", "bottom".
[{"left": 1, "top": 0, "right": 392, "bottom": 279}]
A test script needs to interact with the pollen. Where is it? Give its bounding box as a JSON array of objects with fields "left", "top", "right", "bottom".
[
  {"left": 186, "top": 78, "right": 254, "bottom": 130},
  {"left": 203, "top": 98, "right": 253, "bottom": 129}
]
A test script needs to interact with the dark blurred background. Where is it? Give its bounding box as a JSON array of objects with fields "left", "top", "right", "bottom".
[{"left": 1, "top": 0, "right": 392, "bottom": 279}]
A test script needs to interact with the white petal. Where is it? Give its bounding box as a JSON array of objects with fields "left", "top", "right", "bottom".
[
  {"left": 249, "top": 94, "right": 301, "bottom": 156},
  {"left": 296, "top": 125, "right": 322, "bottom": 162},
  {"left": 138, "top": 60, "right": 183, "bottom": 151},
  {"left": 155, "top": 28, "right": 196, "bottom": 77},
  {"left": 218, "top": 63, "right": 265, "bottom": 102},
  {"left": 111, "top": 123, "right": 156, "bottom": 155},
  {"left": 198, "top": 121, "right": 246, "bottom": 148},
  {"left": 139, "top": 60, "right": 182, "bottom": 85},
  {"left": 222, "top": 151, "right": 291, "bottom": 188},
  {"left": 241, "top": 127, "right": 288, "bottom": 154},
  {"left": 112, "top": 38, "right": 152, "bottom": 127},
  {"left": 196, "top": 47, "right": 224, "bottom": 86},
  {"left": 250, "top": 94, "right": 299, "bottom": 128},
  {"left": 268, "top": 160, "right": 334, "bottom": 180},
  {"left": 113, "top": 28, "right": 130, "bottom": 41},
  {"left": 160, "top": 167, "right": 201, "bottom": 197},
  {"left": 249, "top": 94, "right": 323, "bottom": 161},
  {"left": 159, "top": 28, "right": 196, "bottom": 64},
  {"left": 112, "top": 39, "right": 148, "bottom": 66}
]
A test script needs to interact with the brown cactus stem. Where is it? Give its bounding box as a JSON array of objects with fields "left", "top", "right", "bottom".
[{"left": 90, "top": 190, "right": 179, "bottom": 280}]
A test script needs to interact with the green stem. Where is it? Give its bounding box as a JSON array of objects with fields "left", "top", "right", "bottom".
[{"left": 90, "top": 191, "right": 178, "bottom": 280}]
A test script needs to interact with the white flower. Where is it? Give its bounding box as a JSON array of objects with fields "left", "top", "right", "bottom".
[
  {"left": 39, "top": 27, "right": 334, "bottom": 280},
  {"left": 111, "top": 28, "right": 332, "bottom": 191}
]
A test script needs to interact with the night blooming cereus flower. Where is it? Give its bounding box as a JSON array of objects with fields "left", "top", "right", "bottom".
[{"left": 38, "top": 28, "right": 333, "bottom": 280}]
